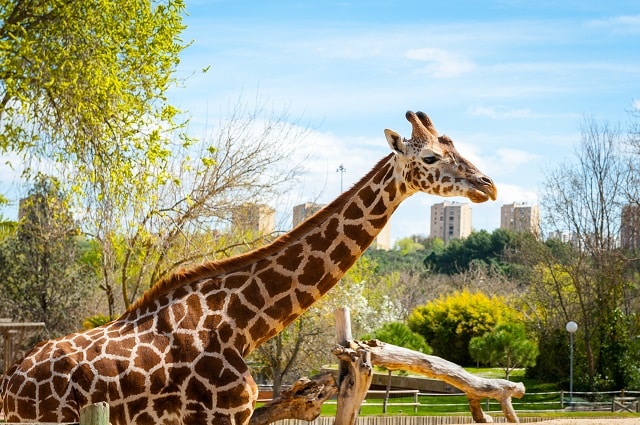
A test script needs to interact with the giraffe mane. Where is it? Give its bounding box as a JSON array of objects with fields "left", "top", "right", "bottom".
[{"left": 126, "top": 153, "right": 395, "bottom": 314}]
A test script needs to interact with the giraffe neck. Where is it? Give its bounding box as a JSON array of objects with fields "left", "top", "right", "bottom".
[
  {"left": 236, "top": 153, "right": 410, "bottom": 351},
  {"left": 124, "top": 153, "right": 411, "bottom": 356}
]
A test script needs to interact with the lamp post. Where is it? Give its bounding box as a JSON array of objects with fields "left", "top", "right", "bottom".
[
  {"left": 566, "top": 321, "right": 578, "bottom": 406},
  {"left": 336, "top": 164, "right": 346, "bottom": 192}
]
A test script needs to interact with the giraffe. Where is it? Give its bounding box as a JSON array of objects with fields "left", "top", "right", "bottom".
[{"left": 1, "top": 111, "right": 497, "bottom": 424}]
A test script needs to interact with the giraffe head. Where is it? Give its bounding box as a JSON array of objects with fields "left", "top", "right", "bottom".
[{"left": 384, "top": 110, "right": 497, "bottom": 203}]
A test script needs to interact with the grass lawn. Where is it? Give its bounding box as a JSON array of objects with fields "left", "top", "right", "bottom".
[{"left": 302, "top": 367, "right": 640, "bottom": 419}]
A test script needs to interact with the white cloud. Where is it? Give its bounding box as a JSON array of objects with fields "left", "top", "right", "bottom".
[
  {"left": 494, "top": 183, "right": 538, "bottom": 205},
  {"left": 405, "top": 47, "right": 476, "bottom": 78},
  {"left": 588, "top": 15, "right": 640, "bottom": 34},
  {"left": 468, "top": 104, "right": 534, "bottom": 119}
]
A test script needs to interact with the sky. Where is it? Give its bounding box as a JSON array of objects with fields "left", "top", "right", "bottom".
[
  {"left": 3, "top": 0, "right": 640, "bottom": 244},
  {"left": 167, "top": 0, "right": 639, "bottom": 243}
]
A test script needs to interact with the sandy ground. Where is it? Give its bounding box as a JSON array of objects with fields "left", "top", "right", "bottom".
[{"left": 534, "top": 419, "right": 640, "bottom": 425}]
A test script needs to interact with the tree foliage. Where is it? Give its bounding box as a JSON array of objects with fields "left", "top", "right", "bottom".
[
  {"left": 469, "top": 322, "right": 538, "bottom": 380},
  {"left": 363, "top": 322, "right": 432, "bottom": 354},
  {"left": 521, "top": 115, "right": 640, "bottom": 390},
  {"left": 423, "top": 229, "right": 517, "bottom": 275},
  {"left": 0, "top": 0, "right": 186, "bottom": 187},
  {"left": 0, "top": 175, "right": 94, "bottom": 337},
  {"left": 0, "top": 193, "right": 16, "bottom": 238},
  {"left": 408, "top": 289, "right": 521, "bottom": 366},
  {"left": 86, "top": 102, "right": 310, "bottom": 316}
]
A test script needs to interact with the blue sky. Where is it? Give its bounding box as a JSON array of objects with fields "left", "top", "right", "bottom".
[
  {"left": 168, "top": 0, "right": 639, "bottom": 242},
  {"left": 2, "top": 1, "right": 638, "bottom": 243}
]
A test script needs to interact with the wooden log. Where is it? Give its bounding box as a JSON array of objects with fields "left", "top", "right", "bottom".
[
  {"left": 333, "top": 307, "right": 374, "bottom": 425},
  {"left": 332, "top": 345, "right": 373, "bottom": 425},
  {"left": 79, "top": 401, "right": 110, "bottom": 425},
  {"left": 354, "top": 339, "right": 525, "bottom": 423},
  {"left": 250, "top": 373, "right": 338, "bottom": 425}
]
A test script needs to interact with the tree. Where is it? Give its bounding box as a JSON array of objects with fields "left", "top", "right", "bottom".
[
  {"left": 363, "top": 322, "right": 431, "bottom": 354},
  {"left": 0, "top": 0, "right": 188, "bottom": 318},
  {"left": 408, "top": 289, "right": 521, "bottom": 366},
  {"left": 83, "top": 101, "right": 310, "bottom": 316},
  {"left": 527, "top": 115, "right": 640, "bottom": 390},
  {"left": 393, "top": 237, "right": 425, "bottom": 254},
  {"left": 250, "top": 316, "right": 326, "bottom": 398},
  {"left": 0, "top": 175, "right": 95, "bottom": 337},
  {"left": 0, "top": 194, "right": 16, "bottom": 238},
  {"left": 423, "top": 229, "right": 517, "bottom": 275},
  {"left": 0, "top": 0, "right": 186, "bottom": 188},
  {"left": 469, "top": 323, "right": 538, "bottom": 380}
]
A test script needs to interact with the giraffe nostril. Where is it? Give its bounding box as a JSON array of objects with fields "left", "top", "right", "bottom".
[{"left": 479, "top": 176, "right": 494, "bottom": 186}]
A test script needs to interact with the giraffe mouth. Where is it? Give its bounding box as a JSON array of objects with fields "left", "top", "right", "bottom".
[{"left": 468, "top": 183, "right": 498, "bottom": 203}]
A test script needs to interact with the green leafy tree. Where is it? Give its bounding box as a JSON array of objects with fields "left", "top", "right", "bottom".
[
  {"left": 520, "top": 116, "right": 640, "bottom": 390},
  {"left": 0, "top": 0, "right": 188, "bottom": 317},
  {"left": 0, "top": 194, "right": 16, "bottom": 238},
  {"left": 469, "top": 322, "right": 538, "bottom": 380},
  {"left": 0, "top": 175, "right": 94, "bottom": 337},
  {"left": 423, "top": 229, "right": 517, "bottom": 275},
  {"left": 393, "top": 237, "right": 425, "bottom": 255},
  {"left": 408, "top": 289, "right": 520, "bottom": 365},
  {"left": 0, "top": 0, "right": 186, "bottom": 180},
  {"left": 363, "top": 322, "right": 432, "bottom": 354}
]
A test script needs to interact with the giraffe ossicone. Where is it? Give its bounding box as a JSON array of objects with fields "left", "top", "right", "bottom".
[{"left": 1, "top": 111, "right": 497, "bottom": 424}]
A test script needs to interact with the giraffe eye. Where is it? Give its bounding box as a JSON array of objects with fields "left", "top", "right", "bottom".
[{"left": 422, "top": 155, "right": 440, "bottom": 165}]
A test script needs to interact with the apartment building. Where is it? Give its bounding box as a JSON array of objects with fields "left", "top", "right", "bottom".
[
  {"left": 232, "top": 203, "right": 275, "bottom": 235},
  {"left": 430, "top": 201, "right": 472, "bottom": 243},
  {"left": 500, "top": 203, "right": 540, "bottom": 237}
]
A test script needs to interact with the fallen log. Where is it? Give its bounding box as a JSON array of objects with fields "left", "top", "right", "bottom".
[
  {"left": 249, "top": 372, "right": 338, "bottom": 425},
  {"left": 350, "top": 338, "right": 526, "bottom": 423}
]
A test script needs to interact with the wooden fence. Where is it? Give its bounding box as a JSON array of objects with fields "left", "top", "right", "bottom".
[
  {"left": 1, "top": 402, "right": 108, "bottom": 425},
  {"left": 266, "top": 388, "right": 640, "bottom": 416},
  {"left": 271, "top": 417, "right": 546, "bottom": 425}
]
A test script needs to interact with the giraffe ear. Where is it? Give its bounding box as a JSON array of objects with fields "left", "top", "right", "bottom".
[{"left": 384, "top": 129, "right": 406, "bottom": 155}]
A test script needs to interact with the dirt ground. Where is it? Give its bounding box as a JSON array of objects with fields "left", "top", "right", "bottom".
[{"left": 534, "top": 419, "right": 640, "bottom": 425}]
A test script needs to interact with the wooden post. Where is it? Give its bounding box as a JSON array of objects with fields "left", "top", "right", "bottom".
[
  {"left": 79, "top": 402, "right": 110, "bottom": 425},
  {"left": 333, "top": 307, "right": 373, "bottom": 425},
  {"left": 334, "top": 306, "right": 352, "bottom": 385}
]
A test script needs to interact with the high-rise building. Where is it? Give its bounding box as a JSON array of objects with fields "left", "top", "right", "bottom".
[
  {"left": 430, "top": 201, "right": 472, "bottom": 243},
  {"left": 621, "top": 204, "right": 640, "bottom": 250},
  {"left": 292, "top": 202, "right": 325, "bottom": 228},
  {"left": 500, "top": 203, "right": 540, "bottom": 237},
  {"left": 232, "top": 203, "right": 275, "bottom": 235}
]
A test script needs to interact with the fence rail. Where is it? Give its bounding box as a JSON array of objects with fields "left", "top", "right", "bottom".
[
  {"left": 272, "top": 417, "right": 546, "bottom": 424},
  {"left": 262, "top": 388, "right": 640, "bottom": 416},
  {"left": 1, "top": 402, "right": 108, "bottom": 425}
]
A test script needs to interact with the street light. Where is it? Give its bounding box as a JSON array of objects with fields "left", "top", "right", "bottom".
[
  {"left": 336, "top": 164, "right": 346, "bottom": 192},
  {"left": 566, "top": 321, "right": 578, "bottom": 406}
]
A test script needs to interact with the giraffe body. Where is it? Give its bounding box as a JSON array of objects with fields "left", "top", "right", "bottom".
[{"left": 1, "top": 111, "right": 497, "bottom": 424}]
